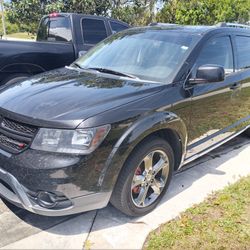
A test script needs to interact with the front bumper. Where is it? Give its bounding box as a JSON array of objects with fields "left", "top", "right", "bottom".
[{"left": 0, "top": 166, "right": 110, "bottom": 216}]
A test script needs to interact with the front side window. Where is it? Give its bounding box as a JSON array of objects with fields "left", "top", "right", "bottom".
[
  {"left": 37, "top": 16, "right": 72, "bottom": 42},
  {"left": 82, "top": 19, "right": 107, "bottom": 44},
  {"left": 196, "top": 36, "right": 234, "bottom": 74},
  {"left": 235, "top": 36, "right": 250, "bottom": 70},
  {"left": 75, "top": 29, "right": 200, "bottom": 83}
]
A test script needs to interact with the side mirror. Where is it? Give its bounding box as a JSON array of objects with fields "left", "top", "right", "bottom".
[{"left": 189, "top": 64, "right": 225, "bottom": 85}]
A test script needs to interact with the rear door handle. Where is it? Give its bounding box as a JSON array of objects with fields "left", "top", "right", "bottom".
[{"left": 230, "top": 83, "right": 241, "bottom": 90}]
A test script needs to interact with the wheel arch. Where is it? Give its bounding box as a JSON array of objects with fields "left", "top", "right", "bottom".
[
  {"left": 100, "top": 112, "right": 188, "bottom": 192},
  {"left": 1, "top": 63, "right": 45, "bottom": 83},
  {"left": 1, "top": 63, "right": 46, "bottom": 74}
]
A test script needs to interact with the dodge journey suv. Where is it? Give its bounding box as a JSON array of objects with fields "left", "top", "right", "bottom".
[{"left": 0, "top": 23, "right": 249, "bottom": 216}]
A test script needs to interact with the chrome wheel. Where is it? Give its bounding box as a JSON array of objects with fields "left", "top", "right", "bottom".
[{"left": 131, "top": 150, "right": 170, "bottom": 208}]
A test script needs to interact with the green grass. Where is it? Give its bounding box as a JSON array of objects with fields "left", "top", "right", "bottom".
[
  {"left": 144, "top": 176, "right": 250, "bottom": 250},
  {"left": 6, "top": 32, "right": 36, "bottom": 40}
]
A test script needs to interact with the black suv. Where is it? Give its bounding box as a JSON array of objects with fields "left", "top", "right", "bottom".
[{"left": 0, "top": 23, "right": 249, "bottom": 217}]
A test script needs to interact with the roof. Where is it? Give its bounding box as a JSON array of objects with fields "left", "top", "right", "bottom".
[
  {"left": 149, "top": 23, "right": 214, "bottom": 33},
  {"left": 43, "top": 13, "right": 130, "bottom": 27},
  {"left": 143, "top": 22, "right": 250, "bottom": 35},
  {"left": 126, "top": 25, "right": 216, "bottom": 36}
]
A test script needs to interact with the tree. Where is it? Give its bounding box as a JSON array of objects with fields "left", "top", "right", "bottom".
[
  {"left": 156, "top": 0, "right": 179, "bottom": 23},
  {"left": 6, "top": 0, "right": 46, "bottom": 34},
  {"left": 157, "top": 0, "right": 250, "bottom": 25},
  {"left": 5, "top": 0, "right": 112, "bottom": 34},
  {"left": 6, "top": 0, "right": 159, "bottom": 33},
  {"left": 111, "top": 0, "right": 158, "bottom": 25}
]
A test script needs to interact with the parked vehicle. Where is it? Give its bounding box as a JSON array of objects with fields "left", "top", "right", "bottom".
[
  {"left": 0, "top": 13, "right": 129, "bottom": 85},
  {"left": 0, "top": 23, "right": 249, "bottom": 217}
]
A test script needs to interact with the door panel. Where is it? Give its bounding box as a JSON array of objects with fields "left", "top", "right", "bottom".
[
  {"left": 239, "top": 71, "right": 250, "bottom": 129},
  {"left": 187, "top": 73, "right": 242, "bottom": 157}
]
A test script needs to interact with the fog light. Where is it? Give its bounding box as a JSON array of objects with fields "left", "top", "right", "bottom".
[{"left": 37, "top": 191, "right": 58, "bottom": 208}]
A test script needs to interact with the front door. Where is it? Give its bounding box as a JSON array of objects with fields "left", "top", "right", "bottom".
[
  {"left": 186, "top": 35, "right": 242, "bottom": 160},
  {"left": 234, "top": 34, "right": 250, "bottom": 130}
]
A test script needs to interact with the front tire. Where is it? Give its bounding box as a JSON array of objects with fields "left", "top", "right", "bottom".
[{"left": 111, "top": 136, "right": 174, "bottom": 217}]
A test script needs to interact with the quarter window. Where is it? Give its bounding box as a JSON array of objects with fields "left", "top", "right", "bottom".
[
  {"left": 82, "top": 19, "right": 107, "bottom": 45},
  {"left": 196, "top": 36, "right": 234, "bottom": 74},
  {"left": 110, "top": 21, "right": 128, "bottom": 34},
  {"left": 235, "top": 36, "right": 250, "bottom": 70}
]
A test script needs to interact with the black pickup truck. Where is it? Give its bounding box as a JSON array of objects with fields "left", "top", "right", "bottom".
[{"left": 0, "top": 13, "right": 129, "bottom": 85}]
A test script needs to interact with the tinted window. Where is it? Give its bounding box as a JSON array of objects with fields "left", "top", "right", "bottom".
[
  {"left": 82, "top": 19, "right": 107, "bottom": 44},
  {"left": 196, "top": 36, "right": 234, "bottom": 74},
  {"left": 235, "top": 36, "right": 250, "bottom": 70},
  {"left": 37, "top": 16, "right": 72, "bottom": 42},
  {"left": 110, "top": 21, "right": 128, "bottom": 34}
]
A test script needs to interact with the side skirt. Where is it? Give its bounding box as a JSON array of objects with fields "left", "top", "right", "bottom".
[{"left": 180, "top": 125, "right": 250, "bottom": 167}]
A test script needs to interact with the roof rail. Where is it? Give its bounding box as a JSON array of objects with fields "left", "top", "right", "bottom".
[
  {"left": 149, "top": 22, "right": 179, "bottom": 27},
  {"left": 216, "top": 22, "right": 250, "bottom": 29}
]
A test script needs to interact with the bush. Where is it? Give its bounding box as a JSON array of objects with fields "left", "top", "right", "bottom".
[
  {"left": 6, "top": 22, "right": 20, "bottom": 34},
  {"left": 0, "top": 13, "right": 20, "bottom": 35}
]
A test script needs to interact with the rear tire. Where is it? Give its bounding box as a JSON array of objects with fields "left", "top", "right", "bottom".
[{"left": 111, "top": 136, "right": 174, "bottom": 217}]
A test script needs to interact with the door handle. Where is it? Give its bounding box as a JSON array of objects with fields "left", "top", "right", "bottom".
[{"left": 230, "top": 83, "right": 241, "bottom": 90}]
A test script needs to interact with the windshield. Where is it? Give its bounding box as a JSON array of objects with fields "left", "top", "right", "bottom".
[{"left": 75, "top": 29, "right": 200, "bottom": 83}]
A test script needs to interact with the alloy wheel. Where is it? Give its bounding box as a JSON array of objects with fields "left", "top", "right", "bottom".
[{"left": 131, "top": 150, "right": 170, "bottom": 208}]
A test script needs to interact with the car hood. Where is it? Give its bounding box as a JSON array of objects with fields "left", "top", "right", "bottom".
[{"left": 0, "top": 68, "right": 164, "bottom": 128}]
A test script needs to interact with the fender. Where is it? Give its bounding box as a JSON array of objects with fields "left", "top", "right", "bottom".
[{"left": 99, "top": 111, "right": 188, "bottom": 192}]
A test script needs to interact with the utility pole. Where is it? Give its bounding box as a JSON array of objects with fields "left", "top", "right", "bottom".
[
  {"left": 0, "top": 0, "right": 6, "bottom": 37},
  {"left": 40, "top": 0, "right": 46, "bottom": 13}
]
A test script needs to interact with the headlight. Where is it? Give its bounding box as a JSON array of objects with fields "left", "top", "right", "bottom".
[{"left": 31, "top": 125, "right": 111, "bottom": 154}]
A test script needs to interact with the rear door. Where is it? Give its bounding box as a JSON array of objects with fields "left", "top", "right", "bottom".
[
  {"left": 186, "top": 34, "right": 242, "bottom": 160},
  {"left": 234, "top": 34, "right": 250, "bottom": 130},
  {"left": 79, "top": 17, "right": 109, "bottom": 55}
]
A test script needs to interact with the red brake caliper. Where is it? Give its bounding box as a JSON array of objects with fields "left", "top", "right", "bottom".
[{"left": 132, "top": 167, "right": 142, "bottom": 194}]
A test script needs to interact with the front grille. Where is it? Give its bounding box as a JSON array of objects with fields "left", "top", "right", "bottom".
[
  {"left": 2, "top": 118, "right": 37, "bottom": 137},
  {"left": 0, "top": 117, "right": 37, "bottom": 154}
]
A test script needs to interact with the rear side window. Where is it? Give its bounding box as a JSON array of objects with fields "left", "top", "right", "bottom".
[
  {"left": 110, "top": 21, "right": 128, "bottom": 34},
  {"left": 82, "top": 19, "right": 107, "bottom": 45},
  {"left": 235, "top": 36, "right": 250, "bottom": 70},
  {"left": 37, "top": 16, "right": 72, "bottom": 42},
  {"left": 196, "top": 36, "right": 234, "bottom": 74}
]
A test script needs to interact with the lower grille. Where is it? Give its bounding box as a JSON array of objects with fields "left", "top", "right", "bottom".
[
  {"left": 0, "top": 117, "right": 37, "bottom": 154},
  {"left": 0, "top": 179, "right": 15, "bottom": 193},
  {"left": 0, "top": 134, "right": 28, "bottom": 153}
]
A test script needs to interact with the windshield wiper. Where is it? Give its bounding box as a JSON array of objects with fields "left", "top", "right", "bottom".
[
  {"left": 71, "top": 62, "right": 84, "bottom": 69},
  {"left": 87, "top": 67, "right": 139, "bottom": 79}
]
